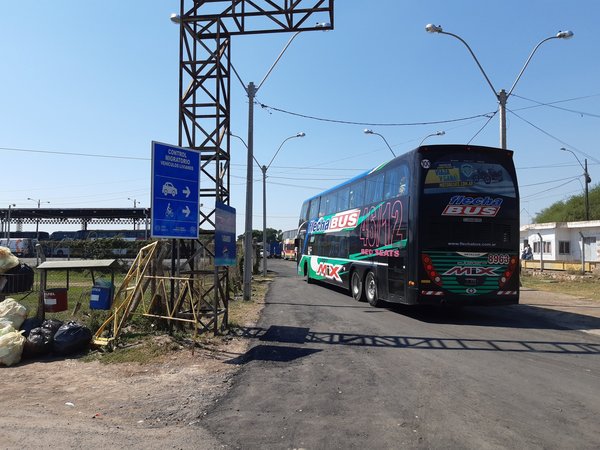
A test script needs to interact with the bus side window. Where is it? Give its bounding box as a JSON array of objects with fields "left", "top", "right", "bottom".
[
  {"left": 349, "top": 180, "right": 365, "bottom": 209},
  {"left": 300, "top": 201, "right": 309, "bottom": 223},
  {"left": 365, "top": 172, "right": 384, "bottom": 204},
  {"left": 385, "top": 165, "right": 409, "bottom": 198},
  {"left": 308, "top": 197, "right": 320, "bottom": 220},
  {"left": 398, "top": 166, "right": 409, "bottom": 196},
  {"left": 323, "top": 192, "right": 337, "bottom": 216},
  {"left": 384, "top": 168, "right": 400, "bottom": 200},
  {"left": 337, "top": 187, "right": 349, "bottom": 212}
]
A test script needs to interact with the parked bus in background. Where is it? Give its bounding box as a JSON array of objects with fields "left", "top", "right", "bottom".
[
  {"left": 297, "top": 144, "right": 520, "bottom": 307},
  {"left": 0, "top": 238, "right": 36, "bottom": 257},
  {"left": 281, "top": 229, "right": 297, "bottom": 260},
  {"left": 0, "top": 231, "right": 50, "bottom": 241},
  {"left": 73, "top": 229, "right": 148, "bottom": 241}
]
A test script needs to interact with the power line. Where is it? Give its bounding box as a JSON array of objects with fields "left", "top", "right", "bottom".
[
  {"left": 0, "top": 146, "right": 148, "bottom": 161},
  {"left": 519, "top": 176, "right": 580, "bottom": 187},
  {"left": 467, "top": 110, "right": 498, "bottom": 144},
  {"left": 507, "top": 109, "right": 600, "bottom": 165},
  {"left": 268, "top": 175, "right": 351, "bottom": 181},
  {"left": 520, "top": 177, "right": 580, "bottom": 200},
  {"left": 257, "top": 102, "right": 495, "bottom": 127},
  {"left": 512, "top": 93, "right": 600, "bottom": 118}
]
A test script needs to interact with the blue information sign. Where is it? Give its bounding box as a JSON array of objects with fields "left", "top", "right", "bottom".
[
  {"left": 215, "top": 201, "right": 236, "bottom": 266},
  {"left": 151, "top": 141, "right": 200, "bottom": 239}
]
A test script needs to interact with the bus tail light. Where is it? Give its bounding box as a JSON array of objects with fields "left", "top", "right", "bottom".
[
  {"left": 422, "top": 254, "right": 442, "bottom": 287},
  {"left": 499, "top": 256, "right": 518, "bottom": 288}
]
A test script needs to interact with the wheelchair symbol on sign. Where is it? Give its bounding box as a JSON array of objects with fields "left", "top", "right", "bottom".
[{"left": 165, "top": 203, "right": 175, "bottom": 218}]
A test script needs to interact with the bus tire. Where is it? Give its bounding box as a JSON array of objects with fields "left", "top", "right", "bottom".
[
  {"left": 365, "top": 271, "right": 381, "bottom": 307},
  {"left": 351, "top": 270, "right": 366, "bottom": 302}
]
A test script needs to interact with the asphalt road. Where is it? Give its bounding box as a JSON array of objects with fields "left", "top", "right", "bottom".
[{"left": 203, "top": 259, "right": 600, "bottom": 449}]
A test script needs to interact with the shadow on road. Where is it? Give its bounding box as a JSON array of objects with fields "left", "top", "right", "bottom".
[
  {"left": 226, "top": 344, "right": 321, "bottom": 365},
  {"left": 227, "top": 325, "right": 600, "bottom": 364},
  {"left": 288, "top": 279, "right": 600, "bottom": 332},
  {"left": 389, "top": 303, "right": 600, "bottom": 332}
]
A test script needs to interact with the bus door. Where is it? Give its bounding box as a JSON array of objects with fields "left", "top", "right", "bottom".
[{"left": 387, "top": 252, "right": 406, "bottom": 301}]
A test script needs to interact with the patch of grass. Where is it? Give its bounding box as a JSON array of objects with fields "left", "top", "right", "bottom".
[
  {"left": 85, "top": 335, "right": 183, "bottom": 364},
  {"left": 84, "top": 274, "right": 272, "bottom": 364},
  {"left": 227, "top": 275, "right": 271, "bottom": 329},
  {"left": 521, "top": 273, "right": 600, "bottom": 301}
]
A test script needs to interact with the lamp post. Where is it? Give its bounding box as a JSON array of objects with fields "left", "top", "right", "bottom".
[
  {"left": 425, "top": 24, "right": 573, "bottom": 149},
  {"left": 241, "top": 22, "right": 330, "bottom": 301},
  {"left": 261, "top": 132, "right": 305, "bottom": 276},
  {"left": 363, "top": 129, "right": 396, "bottom": 157},
  {"left": 27, "top": 198, "right": 50, "bottom": 242},
  {"left": 560, "top": 147, "right": 591, "bottom": 220},
  {"left": 6, "top": 204, "right": 16, "bottom": 243},
  {"left": 128, "top": 197, "right": 139, "bottom": 230},
  {"left": 419, "top": 130, "right": 445, "bottom": 146}
]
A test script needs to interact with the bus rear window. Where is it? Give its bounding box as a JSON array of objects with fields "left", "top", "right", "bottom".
[{"left": 423, "top": 159, "right": 516, "bottom": 198}]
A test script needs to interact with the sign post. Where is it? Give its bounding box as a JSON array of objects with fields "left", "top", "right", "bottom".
[
  {"left": 215, "top": 201, "right": 236, "bottom": 266},
  {"left": 151, "top": 141, "right": 200, "bottom": 240}
]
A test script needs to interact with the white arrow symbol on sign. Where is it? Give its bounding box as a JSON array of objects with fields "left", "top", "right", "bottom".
[
  {"left": 183, "top": 206, "right": 191, "bottom": 217},
  {"left": 183, "top": 186, "right": 191, "bottom": 198}
]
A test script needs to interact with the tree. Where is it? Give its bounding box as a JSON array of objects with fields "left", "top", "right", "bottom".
[
  {"left": 248, "top": 228, "right": 282, "bottom": 244},
  {"left": 534, "top": 184, "right": 599, "bottom": 222}
]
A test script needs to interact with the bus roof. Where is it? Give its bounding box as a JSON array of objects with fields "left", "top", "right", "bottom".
[{"left": 301, "top": 144, "right": 513, "bottom": 204}]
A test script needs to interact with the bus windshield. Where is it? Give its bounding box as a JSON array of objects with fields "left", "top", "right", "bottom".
[
  {"left": 423, "top": 157, "right": 516, "bottom": 197},
  {"left": 420, "top": 150, "right": 518, "bottom": 251}
]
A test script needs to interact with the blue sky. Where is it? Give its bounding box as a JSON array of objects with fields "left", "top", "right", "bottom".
[{"left": 1, "top": 0, "right": 598, "bottom": 236}]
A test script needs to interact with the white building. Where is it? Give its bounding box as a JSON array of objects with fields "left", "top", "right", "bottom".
[{"left": 520, "top": 221, "right": 600, "bottom": 263}]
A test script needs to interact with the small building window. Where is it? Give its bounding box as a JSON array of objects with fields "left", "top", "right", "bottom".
[
  {"left": 558, "top": 241, "right": 570, "bottom": 255},
  {"left": 533, "top": 241, "right": 552, "bottom": 254}
]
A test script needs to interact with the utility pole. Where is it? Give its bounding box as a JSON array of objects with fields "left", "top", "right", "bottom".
[
  {"left": 426, "top": 24, "right": 574, "bottom": 149},
  {"left": 243, "top": 81, "right": 256, "bottom": 300},
  {"left": 561, "top": 147, "right": 591, "bottom": 220},
  {"left": 584, "top": 158, "right": 590, "bottom": 221}
]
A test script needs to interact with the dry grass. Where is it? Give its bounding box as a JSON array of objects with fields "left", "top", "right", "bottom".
[
  {"left": 521, "top": 271, "right": 600, "bottom": 301},
  {"left": 85, "top": 273, "right": 273, "bottom": 364}
]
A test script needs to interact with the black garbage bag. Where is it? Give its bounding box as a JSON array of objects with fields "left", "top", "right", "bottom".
[
  {"left": 1, "top": 263, "right": 34, "bottom": 293},
  {"left": 52, "top": 321, "right": 92, "bottom": 355},
  {"left": 23, "top": 327, "right": 54, "bottom": 358},
  {"left": 42, "top": 318, "right": 63, "bottom": 336},
  {"left": 20, "top": 317, "right": 43, "bottom": 338}
]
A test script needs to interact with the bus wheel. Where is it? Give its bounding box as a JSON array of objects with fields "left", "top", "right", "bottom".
[
  {"left": 365, "top": 271, "right": 381, "bottom": 307},
  {"left": 351, "top": 270, "right": 366, "bottom": 302}
]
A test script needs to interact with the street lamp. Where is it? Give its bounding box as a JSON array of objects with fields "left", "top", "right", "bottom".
[
  {"left": 128, "top": 198, "right": 139, "bottom": 230},
  {"left": 419, "top": 130, "right": 445, "bottom": 146},
  {"left": 560, "top": 147, "right": 591, "bottom": 220},
  {"left": 261, "top": 132, "right": 305, "bottom": 276},
  {"left": 241, "top": 22, "right": 330, "bottom": 301},
  {"left": 363, "top": 129, "right": 396, "bottom": 157},
  {"left": 5, "top": 204, "right": 16, "bottom": 243},
  {"left": 425, "top": 24, "right": 573, "bottom": 149},
  {"left": 27, "top": 198, "right": 50, "bottom": 242}
]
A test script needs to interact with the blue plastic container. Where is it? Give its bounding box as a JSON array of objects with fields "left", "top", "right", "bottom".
[{"left": 90, "top": 286, "right": 112, "bottom": 310}]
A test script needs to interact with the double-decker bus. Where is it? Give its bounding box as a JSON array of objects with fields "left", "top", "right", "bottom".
[
  {"left": 281, "top": 229, "right": 297, "bottom": 260},
  {"left": 297, "top": 144, "right": 519, "bottom": 307}
]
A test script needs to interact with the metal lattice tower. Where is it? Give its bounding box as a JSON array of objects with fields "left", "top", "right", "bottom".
[{"left": 175, "top": 1, "right": 334, "bottom": 332}]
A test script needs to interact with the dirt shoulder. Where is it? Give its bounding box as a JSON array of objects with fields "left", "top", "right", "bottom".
[
  {"left": 1, "top": 337, "right": 250, "bottom": 449},
  {"left": 1, "top": 274, "right": 271, "bottom": 449}
]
